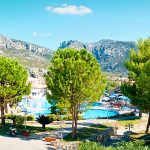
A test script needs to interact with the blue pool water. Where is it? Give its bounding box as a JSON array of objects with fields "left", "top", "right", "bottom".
[
  {"left": 92, "top": 102, "right": 102, "bottom": 107},
  {"left": 19, "top": 100, "right": 119, "bottom": 119},
  {"left": 82, "top": 109, "right": 119, "bottom": 119}
]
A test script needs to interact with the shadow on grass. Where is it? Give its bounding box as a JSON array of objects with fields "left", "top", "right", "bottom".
[
  {"left": 130, "top": 131, "right": 150, "bottom": 145},
  {"left": 63, "top": 124, "right": 108, "bottom": 142},
  {"left": 0, "top": 123, "right": 55, "bottom": 141},
  {"left": 132, "top": 132, "right": 150, "bottom": 140},
  {"left": 115, "top": 116, "right": 140, "bottom": 121}
]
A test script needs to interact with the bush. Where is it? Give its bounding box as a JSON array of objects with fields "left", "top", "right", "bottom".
[
  {"left": 16, "top": 115, "right": 26, "bottom": 127},
  {"left": 26, "top": 115, "right": 35, "bottom": 121},
  {"left": 63, "top": 114, "right": 72, "bottom": 121},
  {"left": 78, "top": 142, "right": 106, "bottom": 150},
  {"left": 63, "top": 114, "right": 83, "bottom": 121},
  {"left": 10, "top": 114, "right": 18, "bottom": 125},
  {"left": 36, "top": 115, "right": 52, "bottom": 128},
  {"left": 48, "top": 114, "right": 61, "bottom": 121},
  {"left": 5, "top": 113, "right": 12, "bottom": 119},
  {"left": 48, "top": 114, "right": 57, "bottom": 121},
  {"left": 78, "top": 115, "right": 83, "bottom": 120},
  {"left": 48, "top": 114, "right": 83, "bottom": 121},
  {"left": 77, "top": 141, "right": 148, "bottom": 150},
  {"left": 115, "top": 140, "right": 148, "bottom": 150}
]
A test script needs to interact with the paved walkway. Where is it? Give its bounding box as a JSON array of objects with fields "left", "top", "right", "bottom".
[{"left": 0, "top": 135, "right": 57, "bottom": 150}]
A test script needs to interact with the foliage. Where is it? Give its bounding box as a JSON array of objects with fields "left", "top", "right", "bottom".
[
  {"left": 121, "top": 38, "right": 150, "bottom": 111},
  {"left": 45, "top": 48, "right": 106, "bottom": 138},
  {"left": 36, "top": 115, "right": 52, "bottom": 128},
  {"left": 106, "top": 80, "right": 120, "bottom": 92},
  {"left": 121, "top": 38, "right": 150, "bottom": 133},
  {"left": 78, "top": 142, "right": 105, "bottom": 150},
  {"left": 48, "top": 99, "right": 69, "bottom": 115},
  {"left": 26, "top": 115, "right": 35, "bottom": 121},
  {"left": 5, "top": 114, "right": 12, "bottom": 119},
  {"left": 48, "top": 114, "right": 61, "bottom": 121},
  {"left": 0, "top": 56, "right": 31, "bottom": 124},
  {"left": 77, "top": 140, "right": 148, "bottom": 150},
  {"left": 5, "top": 114, "right": 26, "bottom": 126},
  {"left": 115, "top": 140, "right": 148, "bottom": 150},
  {"left": 63, "top": 114, "right": 83, "bottom": 121},
  {"left": 16, "top": 115, "right": 26, "bottom": 127},
  {"left": 48, "top": 113, "right": 83, "bottom": 121},
  {"left": 9, "top": 114, "right": 18, "bottom": 125}
]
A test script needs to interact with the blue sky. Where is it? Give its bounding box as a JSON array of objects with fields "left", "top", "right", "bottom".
[{"left": 0, "top": 0, "right": 150, "bottom": 49}]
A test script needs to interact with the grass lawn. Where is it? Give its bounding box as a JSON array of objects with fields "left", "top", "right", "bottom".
[
  {"left": 0, "top": 123, "right": 55, "bottom": 135},
  {"left": 64, "top": 124, "right": 108, "bottom": 142},
  {"left": 103, "top": 116, "right": 146, "bottom": 127},
  {"left": 130, "top": 131, "right": 150, "bottom": 140},
  {"left": 117, "top": 118, "right": 146, "bottom": 126}
]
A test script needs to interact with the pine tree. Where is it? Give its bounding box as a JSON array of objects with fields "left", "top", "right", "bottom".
[
  {"left": 0, "top": 56, "right": 31, "bottom": 124},
  {"left": 121, "top": 38, "right": 150, "bottom": 133},
  {"left": 45, "top": 48, "right": 106, "bottom": 139}
]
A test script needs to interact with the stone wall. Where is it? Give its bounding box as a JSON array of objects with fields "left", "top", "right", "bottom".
[{"left": 88, "top": 127, "right": 117, "bottom": 143}]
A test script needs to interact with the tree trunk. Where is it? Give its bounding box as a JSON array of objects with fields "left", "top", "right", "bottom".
[
  {"left": 145, "top": 112, "right": 150, "bottom": 133},
  {"left": 74, "top": 112, "right": 78, "bottom": 139},
  {"left": 139, "top": 110, "right": 142, "bottom": 118},
  {"left": 72, "top": 111, "right": 76, "bottom": 139},
  {"left": 72, "top": 107, "right": 78, "bottom": 139},
  {"left": 13, "top": 119, "right": 16, "bottom": 125},
  {"left": 42, "top": 124, "right": 46, "bottom": 128},
  {"left": 1, "top": 99, "right": 5, "bottom": 124}
]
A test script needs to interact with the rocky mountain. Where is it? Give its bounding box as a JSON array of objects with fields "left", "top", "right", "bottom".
[
  {"left": 0, "top": 34, "right": 138, "bottom": 74},
  {"left": 0, "top": 34, "right": 54, "bottom": 69},
  {"left": 59, "top": 40, "right": 137, "bottom": 74}
]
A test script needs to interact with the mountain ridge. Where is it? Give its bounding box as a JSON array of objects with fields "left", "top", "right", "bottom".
[
  {"left": 59, "top": 39, "right": 137, "bottom": 74},
  {"left": 0, "top": 34, "right": 137, "bottom": 74},
  {"left": 0, "top": 34, "right": 53, "bottom": 56},
  {"left": 0, "top": 34, "right": 54, "bottom": 69}
]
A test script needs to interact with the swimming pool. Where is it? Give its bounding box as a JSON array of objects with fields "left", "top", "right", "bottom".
[
  {"left": 19, "top": 99, "right": 119, "bottom": 119},
  {"left": 92, "top": 102, "right": 102, "bottom": 107},
  {"left": 82, "top": 109, "right": 119, "bottom": 119}
]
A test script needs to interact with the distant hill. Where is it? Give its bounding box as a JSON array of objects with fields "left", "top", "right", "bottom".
[
  {"left": 59, "top": 40, "right": 137, "bottom": 74},
  {"left": 0, "top": 34, "right": 54, "bottom": 69},
  {"left": 0, "top": 34, "right": 138, "bottom": 74}
]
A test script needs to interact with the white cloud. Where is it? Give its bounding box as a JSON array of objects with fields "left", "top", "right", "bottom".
[
  {"left": 32, "top": 32, "right": 52, "bottom": 37},
  {"left": 45, "top": 4, "right": 92, "bottom": 15}
]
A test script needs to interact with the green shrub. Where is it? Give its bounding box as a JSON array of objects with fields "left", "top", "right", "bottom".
[
  {"left": 115, "top": 140, "right": 148, "bottom": 150},
  {"left": 6, "top": 114, "right": 26, "bottom": 126},
  {"left": 5, "top": 113, "right": 11, "bottom": 119},
  {"left": 48, "top": 114, "right": 83, "bottom": 121},
  {"left": 78, "top": 115, "right": 83, "bottom": 120},
  {"left": 77, "top": 141, "right": 148, "bottom": 150},
  {"left": 10, "top": 114, "right": 18, "bottom": 125},
  {"left": 36, "top": 115, "right": 52, "bottom": 128},
  {"left": 63, "top": 114, "right": 83, "bottom": 121},
  {"left": 16, "top": 115, "right": 26, "bottom": 127},
  {"left": 63, "top": 114, "right": 72, "bottom": 121},
  {"left": 78, "top": 142, "right": 106, "bottom": 150},
  {"left": 48, "top": 114, "right": 57, "bottom": 121},
  {"left": 26, "top": 115, "right": 35, "bottom": 121}
]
